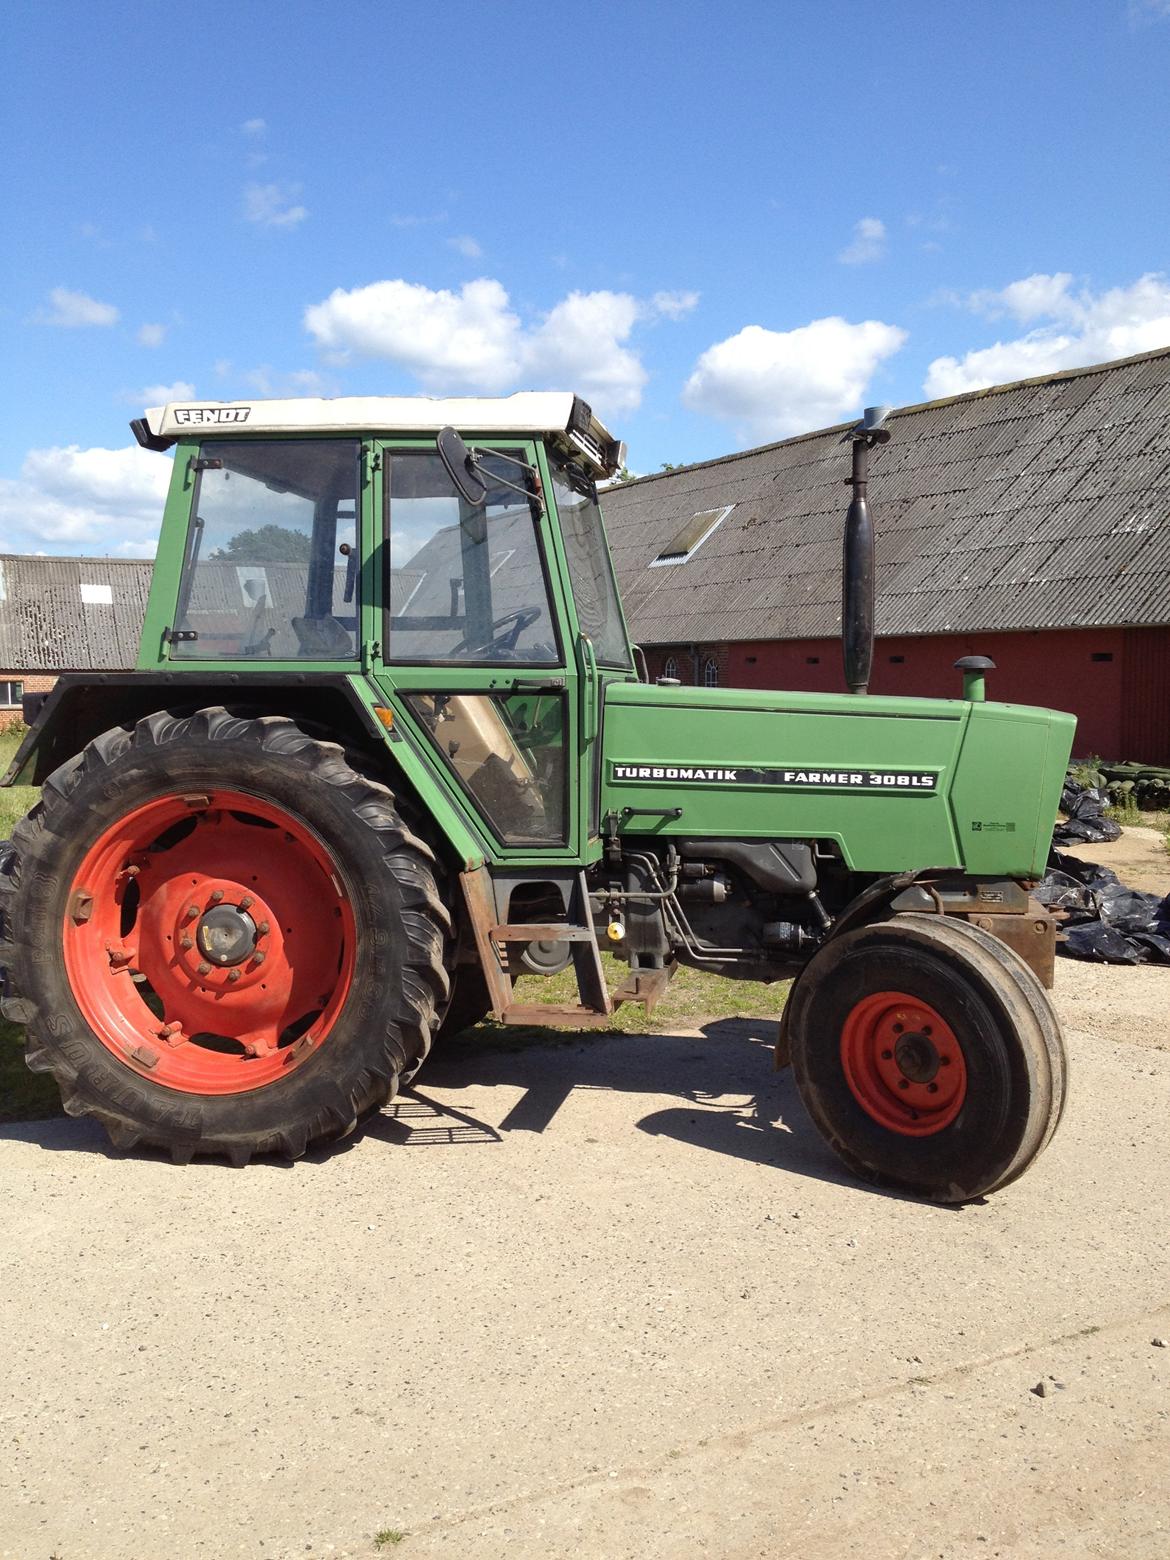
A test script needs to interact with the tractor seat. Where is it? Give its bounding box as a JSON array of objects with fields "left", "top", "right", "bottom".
[{"left": 291, "top": 615, "right": 355, "bottom": 656}]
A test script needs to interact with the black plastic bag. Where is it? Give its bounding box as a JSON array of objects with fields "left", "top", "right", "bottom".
[{"left": 1063, "top": 922, "right": 1143, "bottom": 964}]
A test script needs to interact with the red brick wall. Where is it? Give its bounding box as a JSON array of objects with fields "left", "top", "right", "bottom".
[{"left": 637, "top": 627, "right": 1169, "bottom": 763}]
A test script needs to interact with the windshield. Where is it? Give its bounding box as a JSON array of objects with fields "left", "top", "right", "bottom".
[
  {"left": 173, "top": 439, "right": 359, "bottom": 660},
  {"left": 546, "top": 449, "right": 632, "bottom": 669}
]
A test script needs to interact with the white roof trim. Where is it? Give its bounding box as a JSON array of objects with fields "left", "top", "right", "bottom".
[{"left": 141, "top": 391, "right": 618, "bottom": 472}]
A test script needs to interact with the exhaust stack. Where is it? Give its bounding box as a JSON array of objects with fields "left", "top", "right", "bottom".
[{"left": 841, "top": 405, "right": 892, "bottom": 695}]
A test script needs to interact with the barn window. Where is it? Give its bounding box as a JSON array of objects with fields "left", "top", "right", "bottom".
[
  {"left": 663, "top": 654, "right": 678, "bottom": 679},
  {"left": 649, "top": 505, "right": 734, "bottom": 567},
  {"left": 0, "top": 681, "right": 24, "bottom": 708},
  {"left": 703, "top": 658, "right": 719, "bottom": 688}
]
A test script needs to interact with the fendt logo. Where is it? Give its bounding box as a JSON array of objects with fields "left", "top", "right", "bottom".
[{"left": 174, "top": 406, "right": 252, "bottom": 426}]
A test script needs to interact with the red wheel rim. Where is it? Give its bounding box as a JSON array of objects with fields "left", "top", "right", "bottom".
[
  {"left": 840, "top": 990, "right": 967, "bottom": 1137},
  {"left": 63, "top": 791, "right": 356, "bottom": 1095}
]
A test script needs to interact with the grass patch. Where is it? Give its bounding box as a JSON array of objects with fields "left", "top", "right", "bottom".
[
  {"left": 0, "top": 725, "right": 37, "bottom": 840},
  {"left": 373, "top": 1530, "right": 407, "bottom": 1548}
]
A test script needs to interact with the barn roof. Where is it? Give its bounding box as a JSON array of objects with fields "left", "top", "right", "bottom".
[
  {"left": 601, "top": 346, "right": 1170, "bottom": 645},
  {"left": 0, "top": 555, "right": 152, "bottom": 670}
]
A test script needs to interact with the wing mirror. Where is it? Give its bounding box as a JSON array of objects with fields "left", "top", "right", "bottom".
[{"left": 436, "top": 426, "right": 488, "bottom": 507}]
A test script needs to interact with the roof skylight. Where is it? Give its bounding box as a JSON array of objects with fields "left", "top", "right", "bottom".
[{"left": 649, "top": 505, "right": 734, "bottom": 567}]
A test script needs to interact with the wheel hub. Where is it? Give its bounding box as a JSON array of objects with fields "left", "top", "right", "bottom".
[
  {"left": 839, "top": 991, "right": 968, "bottom": 1137},
  {"left": 197, "top": 905, "right": 258, "bottom": 967},
  {"left": 893, "top": 1030, "right": 940, "bottom": 1084}
]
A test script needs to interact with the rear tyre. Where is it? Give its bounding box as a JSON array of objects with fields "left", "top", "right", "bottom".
[
  {"left": 0, "top": 708, "right": 451, "bottom": 1163},
  {"left": 434, "top": 966, "right": 492, "bottom": 1040},
  {"left": 787, "top": 914, "right": 1066, "bottom": 1202}
]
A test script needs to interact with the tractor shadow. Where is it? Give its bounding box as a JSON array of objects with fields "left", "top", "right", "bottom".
[{"left": 357, "top": 1017, "right": 926, "bottom": 1202}]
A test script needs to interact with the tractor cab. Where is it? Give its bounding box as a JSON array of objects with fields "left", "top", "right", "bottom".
[{"left": 130, "top": 392, "right": 636, "bottom": 858}]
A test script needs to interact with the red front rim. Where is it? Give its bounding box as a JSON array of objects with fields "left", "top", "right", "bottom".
[
  {"left": 840, "top": 990, "right": 967, "bottom": 1137},
  {"left": 63, "top": 791, "right": 356, "bottom": 1095}
]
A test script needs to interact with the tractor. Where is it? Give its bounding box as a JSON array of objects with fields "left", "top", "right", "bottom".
[{"left": 0, "top": 392, "right": 1073, "bottom": 1199}]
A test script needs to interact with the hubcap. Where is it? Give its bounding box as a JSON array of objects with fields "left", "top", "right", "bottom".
[
  {"left": 197, "top": 905, "right": 259, "bottom": 967},
  {"left": 63, "top": 791, "right": 356, "bottom": 1095},
  {"left": 840, "top": 991, "right": 967, "bottom": 1137}
]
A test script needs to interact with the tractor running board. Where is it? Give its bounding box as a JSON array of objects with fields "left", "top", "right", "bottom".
[
  {"left": 500, "top": 1003, "right": 614, "bottom": 1029},
  {"left": 460, "top": 866, "right": 615, "bottom": 1025},
  {"left": 611, "top": 961, "right": 677, "bottom": 1016}
]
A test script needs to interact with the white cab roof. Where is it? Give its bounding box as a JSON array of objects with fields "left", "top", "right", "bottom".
[{"left": 137, "top": 391, "right": 622, "bottom": 474}]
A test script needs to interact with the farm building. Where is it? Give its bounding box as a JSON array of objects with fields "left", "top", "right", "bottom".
[
  {"left": 601, "top": 347, "right": 1170, "bottom": 765},
  {"left": 0, "top": 556, "right": 153, "bottom": 707}
]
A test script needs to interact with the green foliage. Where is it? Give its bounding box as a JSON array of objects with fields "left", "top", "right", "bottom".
[
  {"left": 208, "top": 524, "right": 311, "bottom": 563},
  {"left": 373, "top": 1530, "right": 406, "bottom": 1548}
]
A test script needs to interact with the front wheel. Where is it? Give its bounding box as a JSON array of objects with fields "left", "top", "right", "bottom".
[
  {"left": 787, "top": 914, "right": 1067, "bottom": 1202},
  {"left": 0, "top": 708, "right": 452, "bottom": 1163}
]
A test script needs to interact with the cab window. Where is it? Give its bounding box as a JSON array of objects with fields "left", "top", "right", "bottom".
[{"left": 173, "top": 439, "right": 359, "bottom": 660}]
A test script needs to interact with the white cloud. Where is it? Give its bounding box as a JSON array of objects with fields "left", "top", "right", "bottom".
[
  {"left": 306, "top": 278, "right": 522, "bottom": 391},
  {"left": 448, "top": 234, "right": 483, "bottom": 259},
  {"left": 137, "top": 322, "right": 167, "bottom": 347},
  {"left": 141, "top": 380, "right": 196, "bottom": 404},
  {"left": 243, "top": 182, "right": 308, "bottom": 229},
  {"left": 925, "top": 271, "right": 1170, "bottom": 397},
  {"left": 0, "top": 445, "right": 171, "bottom": 555},
  {"left": 241, "top": 117, "right": 267, "bottom": 135},
  {"left": 683, "top": 316, "right": 907, "bottom": 442},
  {"left": 304, "top": 277, "right": 666, "bottom": 417},
  {"left": 524, "top": 291, "right": 646, "bottom": 414},
  {"left": 650, "top": 290, "right": 700, "bottom": 320},
  {"left": 36, "top": 287, "right": 119, "bottom": 328},
  {"left": 838, "top": 217, "right": 887, "bottom": 266}
]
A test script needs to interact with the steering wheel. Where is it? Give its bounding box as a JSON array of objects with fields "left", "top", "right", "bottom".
[{"left": 455, "top": 606, "right": 543, "bottom": 658}]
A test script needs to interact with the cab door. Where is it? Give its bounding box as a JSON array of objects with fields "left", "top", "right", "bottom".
[{"left": 367, "top": 439, "right": 587, "bottom": 864}]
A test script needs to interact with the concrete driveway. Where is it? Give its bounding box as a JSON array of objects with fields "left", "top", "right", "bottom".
[{"left": 1, "top": 961, "right": 1168, "bottom": 1559}]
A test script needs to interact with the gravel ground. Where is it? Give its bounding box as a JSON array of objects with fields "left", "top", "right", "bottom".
[{"left": 1, "top": 949, "right": 1168, "bottom": 1560}]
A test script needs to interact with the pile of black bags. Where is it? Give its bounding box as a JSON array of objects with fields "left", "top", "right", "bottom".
[
  {"left": 1037, "top": 851, "right": 1170, "bottom": 965},
  {"left": 1052, "top": 781, "right": 1122, "bottom": 845}
]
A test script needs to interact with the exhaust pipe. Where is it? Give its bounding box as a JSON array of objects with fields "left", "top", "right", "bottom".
[{"left": 842, "top": 405, "right": 892, "bottom": 695}]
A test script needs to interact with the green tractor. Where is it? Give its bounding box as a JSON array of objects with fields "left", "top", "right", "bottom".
[{"left": 0, "top": 392, "right": 1073, "bottom": 1198}]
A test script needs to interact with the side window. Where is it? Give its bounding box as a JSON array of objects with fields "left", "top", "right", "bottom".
[
  {"left": 387, "top": 451, "right": 558, "bottom": 664},
  {"left": 703, "top": 658, "right": 719, "bottom": 688},
  {"left": 173, "top": 440, "right": 359, "bottom": 660},
  {"left": 405, "top": 691, "right": 567, "bottom": 844}
]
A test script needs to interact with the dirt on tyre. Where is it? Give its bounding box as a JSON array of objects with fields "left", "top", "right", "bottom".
[
  {"left": 787, "top": 913, "right": 1067, "bottom": 1202},
  {"left": 0, "top": 708, "right": 452, "bottom": 1163}
]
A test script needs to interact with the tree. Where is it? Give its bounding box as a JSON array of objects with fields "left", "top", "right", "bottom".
[{"left": 208, "top": 525, "right": 312, "bottom": 563}]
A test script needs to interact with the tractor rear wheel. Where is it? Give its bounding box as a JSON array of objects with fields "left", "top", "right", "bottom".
[
  {"left": 787, "top": 914, "right": 1066, "bottom": 1202},
  {"left": 0, "top": 708, "right": 451, "bottom": 1163}
]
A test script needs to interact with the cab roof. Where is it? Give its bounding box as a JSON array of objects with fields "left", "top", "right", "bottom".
[{"left": 131, "top": 391, "right": 624, "bottom": 477}]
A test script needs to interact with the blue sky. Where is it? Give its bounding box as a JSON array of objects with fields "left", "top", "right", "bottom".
[{"left": 3, "top": 0, "right": 1170, "bottom": 555}]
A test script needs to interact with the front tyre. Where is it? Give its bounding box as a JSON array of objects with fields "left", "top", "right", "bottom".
[
  {"left": 0, "top": 709, "right": 451, "bottom": 1163},
  {"left": 787, "top": 914, "right": 1067, "bottom": 1202}
]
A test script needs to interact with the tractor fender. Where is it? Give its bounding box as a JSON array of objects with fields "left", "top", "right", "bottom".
[{"left": 3, "top": 671, "right": 486, "bottom": 873}]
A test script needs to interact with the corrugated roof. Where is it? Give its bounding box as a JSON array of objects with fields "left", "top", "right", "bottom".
[
  {"left": 0, "top": 556, "right": 152, "bottom": 670},
  {"left": 602, "top": 347, "right": 1170, "bottom": 645}
]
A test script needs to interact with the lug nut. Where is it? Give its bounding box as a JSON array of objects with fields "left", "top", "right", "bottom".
[
  {"left": 180, "top": 934, "right": 194, "bottom": 950},
  {"left": 238, "top": 895, "right": 253, "bottom": 911},
  {"left": 209, "top": 889, "right": 224, "bottom": 904},
  {"left": 186, "top": 904, "right": 199, "bottom": 920},
  {"left": 257, "top": 921, "right": 270, "bottom": 937},
  {"left": 227, "top": 969, "right": 242, "bottom": 983},
  {"left": 898, "top": 1079, "right": 910, "bottom": 1090},
  {"left": 881, "top": 1049, "right": 893, "bottom": 1060},
  {"left": 252, "top": 950, "right": 266, "bottom": 966},
  {"left": 197, "top": 961, "right": 211, "bottom": 976}
]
